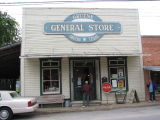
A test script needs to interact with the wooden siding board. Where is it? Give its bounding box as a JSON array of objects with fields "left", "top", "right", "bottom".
[
  {"left": 22, "top": 8, "right": 141, "bottom": 56},
  {"left": 23, "top": 59, "right": 40, "bottom": 96},
  {"left": 127, "top": 56, "right": 145, "bottom": 101}
]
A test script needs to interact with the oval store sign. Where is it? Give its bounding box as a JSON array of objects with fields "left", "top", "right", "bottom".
[
  {"left": 102, "top": 82, "right": 112, "bottom": 93},
  {"left": 44, "top": 13, "right": 121, "bottom": 43}
]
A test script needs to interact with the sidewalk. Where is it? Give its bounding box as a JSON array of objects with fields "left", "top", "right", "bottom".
[{"left": 36, "top": 101, "right": 160, "bottom": 114}]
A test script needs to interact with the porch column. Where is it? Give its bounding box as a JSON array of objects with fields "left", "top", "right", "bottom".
[
  {"left": 61, "top": 57, "right": 70, "bottom": 98},
  {"left": 100, "top": 57, "right": 108, "bottom": 101}
]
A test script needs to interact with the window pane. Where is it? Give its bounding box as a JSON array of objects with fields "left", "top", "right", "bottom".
[
  {"left": 109, "top": 60, "right": 117, "bottom": 65},
  {"left": 110, "top": 68, "right": 118, "bottom": 78},
  {"left": 74, "top": 61, "right": 84, "bottom": 67},
  {"left": 117, "top": 79, "right": 125, "bottom": 88},
  {"left": 53, "top": 81, "right": 59, "bottom": 88},
  {"left": 43, "top": 69, "right": 50, "bottom": 80},
  {"left": 111, "top": 79, "right": 118, "bottom": 88},
  {"left": 10, "top": 92, "right": 20, "bottom": 98},
  {"left": 51, "top": 69, "right": 59, "bottom": 80},
  {"left": 118, "top": 67, "right": 124, "bottom": 78},
  {"left": 86, "top": 61, "right": 94, "bottom": 66},
  {"left": 43, "top": 81, "right": 59, "bottom": 93},
  {"left": 74, "top": 60, "right": 94, "bottom": 67},
  {"left": 118, "top": 60, "right": 125, "bottom": 65},
  {"left": 51, "top": 62, "right": 59, "bottom": 67},
  {"left": 43, "top": 62, "right": 50, "bottom": 67}
]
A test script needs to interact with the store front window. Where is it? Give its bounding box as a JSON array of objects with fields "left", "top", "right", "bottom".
[
  {"left": 108, "top": 57, "right": 127, "bottom": 91},
  {"left": 41, "top": 59, "right": 61, "bottom": 95}
]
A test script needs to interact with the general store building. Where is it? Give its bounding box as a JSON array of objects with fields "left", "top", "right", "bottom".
[{"left": 21, "top": 8, "right": 145, "bottom": 103}]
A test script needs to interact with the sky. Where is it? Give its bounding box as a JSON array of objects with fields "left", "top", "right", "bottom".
[{"left": 0, "top": 0, "right": 160, "bottom": 35}]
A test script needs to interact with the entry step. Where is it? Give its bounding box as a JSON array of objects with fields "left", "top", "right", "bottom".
[{"left": 71, "top": 101, "right": 102, "bottom": 107}]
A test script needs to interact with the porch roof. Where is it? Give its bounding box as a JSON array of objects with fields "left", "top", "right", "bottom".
[
  {"left": 20, "top": 52, "right": 145, "bottom": 58},
  {"left": 143, "top": 66, "right": 160, "bottom": 71}
]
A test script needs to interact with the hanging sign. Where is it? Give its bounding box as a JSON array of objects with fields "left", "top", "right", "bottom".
[
  {"left": 102, "top": 82, "right": 112, "bottom": 93},
  {"left": 44, "top": 13, "right": 121, "bottom": 43}
]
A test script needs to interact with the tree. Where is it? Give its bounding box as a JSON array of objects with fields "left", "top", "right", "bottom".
[{"left": 0, "top": 11, "right": 21, "bottom": 47}]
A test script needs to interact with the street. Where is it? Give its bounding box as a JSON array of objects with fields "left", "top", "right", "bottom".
[{"left": 13, "top": 105, "right": 160, "bottom": 120}]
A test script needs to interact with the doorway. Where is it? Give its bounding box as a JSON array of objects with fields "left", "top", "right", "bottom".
[
  {"left": 71, "top": 59, "right": 97, "bottom": 101},
  {"left": 150, "top": 71, "right": 160, "bottom": 95}
]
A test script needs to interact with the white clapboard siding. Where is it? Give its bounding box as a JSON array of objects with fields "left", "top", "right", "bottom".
[
  {"left": 22, "top": 57, "right": 70, "bottom": 97},
  {"left": 22, "top": 8, "right": 141, "bottom": 56},
  {"left": 127, "top": 56, "right": 145, "bottom": 101},
  {"left": 23, "top": 58, "right": 40, "bottom": 96}
]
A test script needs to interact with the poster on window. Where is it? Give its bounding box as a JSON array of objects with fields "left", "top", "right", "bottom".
[
  {"left": 118, "top": 79, "right": 124, "bottom": 88},
  {"left": 118, "top": 68, "right": 124, "bottom": 78},
  {"left": 112, "top": 74, "right": 118, "bottom": 78},
  {"left": 77, "top": 77, "right": 82, "bottom": 86},
  {"left": 112, "top": 79, "right": 117, "bottom": 88}
]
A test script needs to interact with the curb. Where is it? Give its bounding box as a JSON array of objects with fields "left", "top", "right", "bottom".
[{"left": 35, "top": 101, "right": 160, "bottom": 114}]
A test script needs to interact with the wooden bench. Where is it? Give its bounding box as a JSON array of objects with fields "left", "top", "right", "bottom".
[{"left": 37, "top": 95, "right": 65, "bottom": 107}]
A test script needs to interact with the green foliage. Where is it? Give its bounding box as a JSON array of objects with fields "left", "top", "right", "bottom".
[{"left": 0, "top": 11, "right": 21, "bottom": 47}]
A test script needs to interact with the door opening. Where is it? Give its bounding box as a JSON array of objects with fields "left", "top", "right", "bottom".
[{"left": 71, "top": 59, "right": 97, "bottom": 101}]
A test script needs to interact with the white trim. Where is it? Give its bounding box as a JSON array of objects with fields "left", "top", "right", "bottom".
[
  {"left": 20, "top": 53, "right": 144, "bottom": 59},
  {"left": 20, "top": 58, "right": 25, "bottom": 96}
]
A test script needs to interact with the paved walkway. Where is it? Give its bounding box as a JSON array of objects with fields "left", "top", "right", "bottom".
[{"left": 36, "top": 101, "right": 160, "bottom": 114}]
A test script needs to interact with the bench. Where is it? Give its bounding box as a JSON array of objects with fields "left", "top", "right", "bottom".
[{"left": 37, "top": 95, "right": 65, "bottom": 107}]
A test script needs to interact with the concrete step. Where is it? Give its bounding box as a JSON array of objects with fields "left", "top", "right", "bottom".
[{"left": 71, "top": 100, "right": 102, "bottom": 107}]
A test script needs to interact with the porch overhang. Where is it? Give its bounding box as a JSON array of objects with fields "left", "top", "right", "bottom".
[
  {"left": 0, "top": 42, "right": 20, "bottom": 78},
  {"left": 20, "top": 52, "right": 144, "bottom": 58},
  {"left": 143, "top": 66, "right": 160, "bottom": 71}
]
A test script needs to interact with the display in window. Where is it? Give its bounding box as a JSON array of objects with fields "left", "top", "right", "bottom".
[
  {"left": 43, "top": 81, "right": 59, "bottom": 92},
  {"left": 77, "top": 77, "right": 82, "bottom": 86},
  {"left": 110, "top": 67, "right": 118, "bottom": 78},
  {"left": 112, "top": 74, "right": 118, "bottom": 78},
  {"left": 41, "top": 60, "right": 60, "bottom": 94},
  {"left": 108, "top": 57, "right": 127, "bottom": 90},
  {"left": 118, "top": 79, "right": 124, "bottom": 88},
  {"left": 118, "top": 68, "right": 124, "bottom": 78},
  {"left": 111, "top": 79, "right": 117, "bottom": 88}
]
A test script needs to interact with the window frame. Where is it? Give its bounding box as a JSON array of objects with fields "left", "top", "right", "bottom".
[
  {"left": 108, "top": 57, "right": 128, "bottom": 91},
  {"left": 40, "top": 58, "right": 61, "bottom": 95}
]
